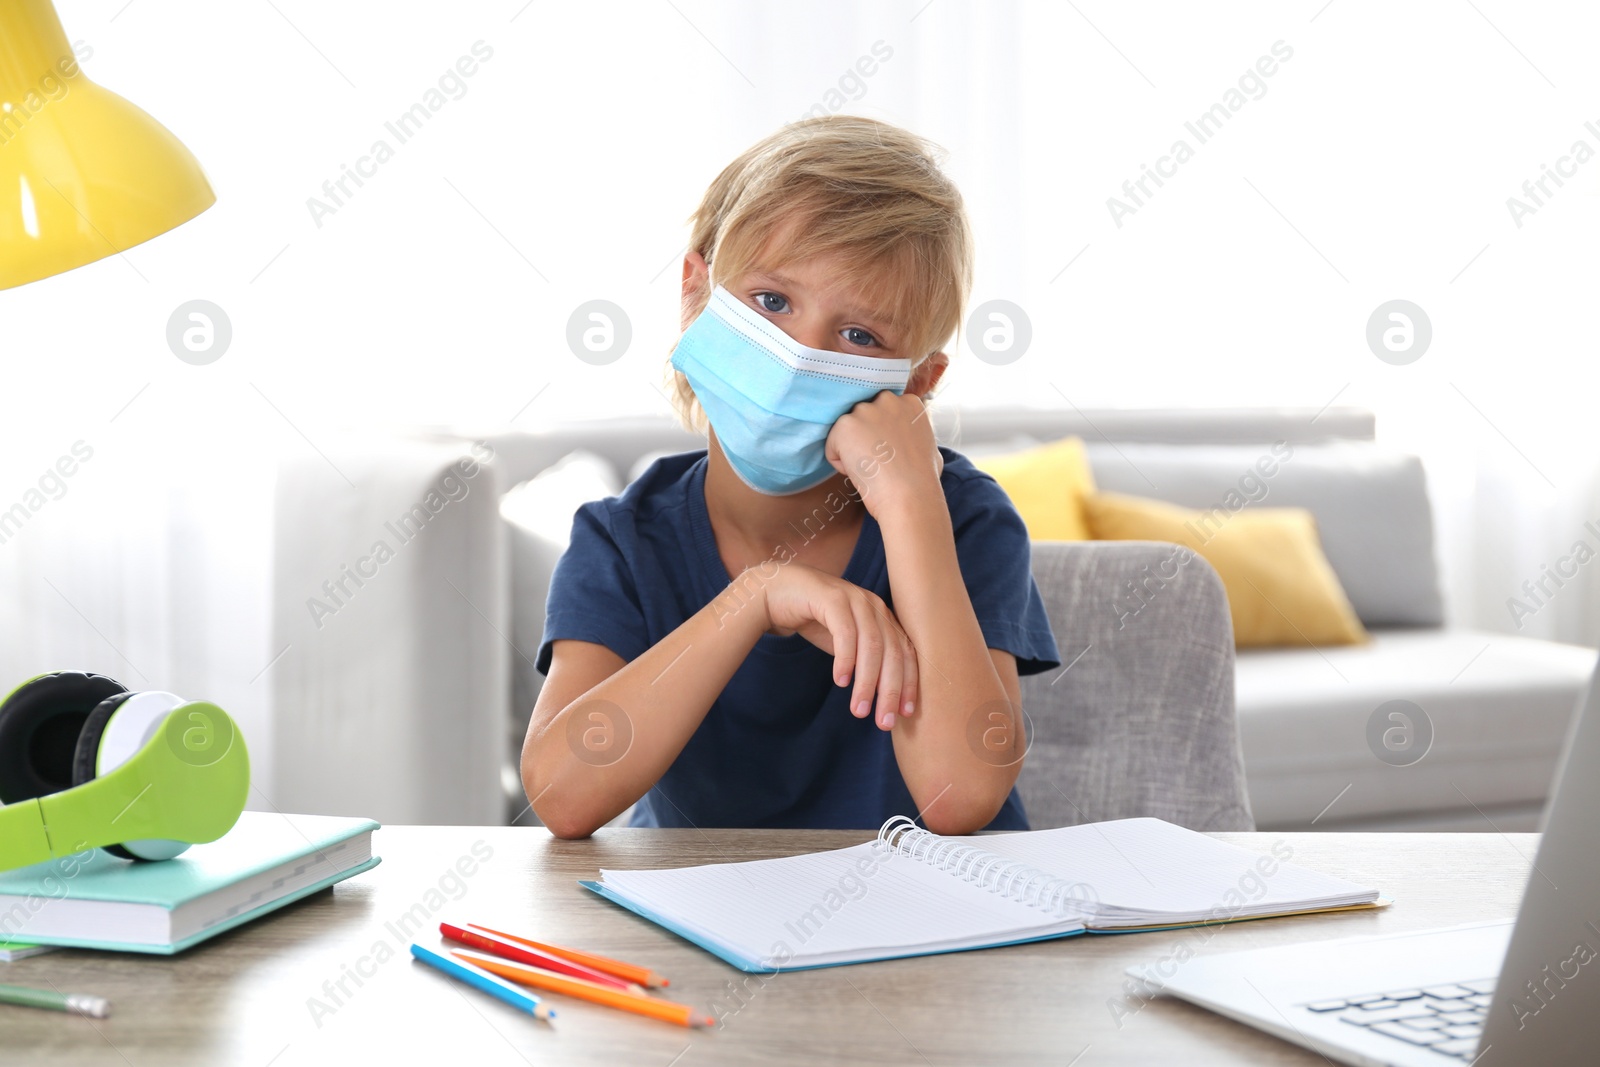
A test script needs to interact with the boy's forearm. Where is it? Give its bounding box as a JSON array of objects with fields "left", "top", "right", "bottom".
[
  {"left": 524, "top": 577, "right": 772, "bottom": 837},
  {"left": 876, "top": 495, "right": 1021, "bottom": 834}
]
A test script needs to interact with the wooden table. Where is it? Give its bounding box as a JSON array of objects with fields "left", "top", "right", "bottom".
[{"left": 3, "top": 827, "right": 1535, "bottom": 1066}]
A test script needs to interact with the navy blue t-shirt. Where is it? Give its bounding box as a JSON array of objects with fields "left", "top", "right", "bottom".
[{"left": 535, "top": 446, "right": 1061, "bottom": 831}]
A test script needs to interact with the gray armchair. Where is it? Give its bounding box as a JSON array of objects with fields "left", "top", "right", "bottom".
[{"left": 1017, "top": 541, "right": 1253, "bottom": 832}]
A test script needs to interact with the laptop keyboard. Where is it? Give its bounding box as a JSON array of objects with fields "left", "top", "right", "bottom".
[{"left": 1300, "top": 979, "right": 1496, "bottom": 1059}]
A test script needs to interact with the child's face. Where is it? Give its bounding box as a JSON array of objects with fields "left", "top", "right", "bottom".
[
  {"left": 681, "top": 249, "right": 947, "bottom": 396},
  {"left": 731, "top": 256, "right": 904, "bottom": 361}
]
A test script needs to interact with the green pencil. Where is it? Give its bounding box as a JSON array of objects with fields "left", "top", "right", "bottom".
[{"left": 0, "top": 982, "right": 112, "bottom": 1018}]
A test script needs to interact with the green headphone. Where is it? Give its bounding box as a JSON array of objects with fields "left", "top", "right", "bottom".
[{"left": 0, "top": 671, "right": 250, "bottom": 872}]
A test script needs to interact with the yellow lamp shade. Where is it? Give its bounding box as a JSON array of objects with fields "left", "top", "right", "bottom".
[{"left": 0, "top": 0, "right": 214, "bottom": 289}]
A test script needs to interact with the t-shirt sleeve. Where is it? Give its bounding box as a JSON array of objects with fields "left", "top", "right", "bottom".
[
  {"left": 536, "top": 501, "right": 651, "bottom": 675},
  {"left": 947, "top": 458, "right": 1062, "bottom": 676}
]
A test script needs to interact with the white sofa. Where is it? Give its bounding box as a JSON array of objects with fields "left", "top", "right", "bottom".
[{"left": 269, "top": 406, "right": 1596, "bottom": 830}]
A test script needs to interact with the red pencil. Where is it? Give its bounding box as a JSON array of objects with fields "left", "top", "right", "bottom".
[
  {"left": 467, "top": 924, "right": 670, "bottom": 988},
  {"left": 439, "top": 924, "right": 645, "bottom": 995}
]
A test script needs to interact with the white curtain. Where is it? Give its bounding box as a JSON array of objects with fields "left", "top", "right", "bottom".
[{"left": 0, "top": 414, "right": 278, "bottom": 801}]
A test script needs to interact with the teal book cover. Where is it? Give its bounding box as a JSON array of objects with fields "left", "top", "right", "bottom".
[{"left": 0, "top": 811, "right": 380, "bottom": 954}]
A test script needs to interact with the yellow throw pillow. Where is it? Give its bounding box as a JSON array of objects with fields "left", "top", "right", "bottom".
[
  {"left": 972, "top": 436, "right": 1096, "bottom": 541},
  {"left": 1082, "top": 492, "right": 1368, "bottom": 648}
]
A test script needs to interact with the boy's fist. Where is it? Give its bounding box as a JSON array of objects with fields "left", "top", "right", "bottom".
[{"left": 825, "top": 391, "right": 943, "bottom": 515}]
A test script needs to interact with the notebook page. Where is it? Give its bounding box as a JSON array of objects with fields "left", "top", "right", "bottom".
[
  {"left": 957, "top": 818, "right": 1376, "bottom": 923},
  {"left": 600, "top": 840, "right": 1082, "bottom": 966}
]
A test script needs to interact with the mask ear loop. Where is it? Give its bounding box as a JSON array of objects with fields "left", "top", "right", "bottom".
[{"left": 693, "top": 251, "right": 715, "bottom": 317}]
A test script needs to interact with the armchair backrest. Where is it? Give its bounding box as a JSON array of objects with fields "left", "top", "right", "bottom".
[{"left": 1017, "top": 540, "right": 1253, "bottom": 831}]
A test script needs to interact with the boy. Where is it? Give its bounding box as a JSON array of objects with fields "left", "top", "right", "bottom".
[{"left": 522, "top": 116, "right": 1059, "bottom": 838}]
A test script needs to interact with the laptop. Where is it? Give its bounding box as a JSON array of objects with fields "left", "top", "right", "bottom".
[{"left": 1135, "top": 659, "right": 1600, "bottom": 1065}]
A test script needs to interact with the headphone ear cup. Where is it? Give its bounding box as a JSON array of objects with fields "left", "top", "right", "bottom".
[
  {"left": 70, "top": 692, "right": 132, "bottom": 788},
  {"left": 70, "top": 692, "right": 140, "bottom": 861},
  {"left": 0, "top": 671, "right": 127, "bottom": 805},
  {"left": 71, "top": 690, "right": 191, "bottom": 862}
]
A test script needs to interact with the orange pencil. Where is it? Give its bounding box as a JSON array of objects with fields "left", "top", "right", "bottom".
[
  {"left": 467, "top": 924, "right": 670, "bottom": 988},
  {"left": 450, "top": 949, "right": 714, "bottom": 1029}
]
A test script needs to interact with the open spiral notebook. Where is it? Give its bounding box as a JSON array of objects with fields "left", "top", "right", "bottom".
[{"left": 580, "top": 816, "right": 1384, "bottom": 972}]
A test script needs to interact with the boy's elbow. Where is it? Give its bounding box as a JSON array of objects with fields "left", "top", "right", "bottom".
[
  {"left": 526, "top": 785, "right": 602, "bottom": 839},
  {"left": 520, "top": 759, "right": 595, "bottom": 839},
  {"left": 919, "top": 779, "right": 1015, "bottom": 837},
  {"left": 542, "top": 811, "right": 599, "bottom": 840},
  {"left": 921, "top": 808, "right": 988, "bottom": 837}
]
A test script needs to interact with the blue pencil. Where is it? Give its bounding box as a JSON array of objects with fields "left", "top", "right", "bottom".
[{"left": 410, "top": 943, "right": 556, "bottom": 1020}]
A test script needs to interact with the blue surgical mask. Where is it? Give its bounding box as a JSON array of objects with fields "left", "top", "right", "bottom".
[{"left": 670, "top": 285, "right": 912, "bottom": 495}]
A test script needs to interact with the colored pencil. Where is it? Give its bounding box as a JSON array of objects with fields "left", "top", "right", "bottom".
[
  {"left": 450, "top": 949, "right": 713, "bottom": 1028},
  {"left": 440, "top": 923, "right": 645, "bottom": 994},
  {"left": 0, "top": 983, "right": 110, "bottom": 1018},
  {"left": 410, "top": 943, "right": 555, "bottom": 1020},
  {"left": 467, "top": 923, "right": 670, "bottom": 988}
]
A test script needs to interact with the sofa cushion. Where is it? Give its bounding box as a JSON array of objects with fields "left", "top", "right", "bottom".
[
  {"left": 1083, "top": 492, "right": 1368, "bottom": 648},
  {"left": 1236, "top": 628, "right": 1596, "bottom": 828},
  {"left": 1084, "top": 441, "right": 1444, "bottom": 627},
  {"left": 971, "top": 436, "right": 1095, "bottom": 541}
]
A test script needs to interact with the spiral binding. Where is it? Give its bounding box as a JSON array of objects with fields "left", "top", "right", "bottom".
[{"left": 874, "top": 816, "right": 1099, "bottom": 920}]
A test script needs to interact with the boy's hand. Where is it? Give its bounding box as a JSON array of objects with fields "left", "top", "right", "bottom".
[
  {"left": 825, "top": 391, "right": 944, "bottom": 518},
  {"left": 756, "top": 562, "right": 918, "bottom": 730}
]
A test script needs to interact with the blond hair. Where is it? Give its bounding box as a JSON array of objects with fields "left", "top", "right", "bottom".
[{"left": 667, "top": 115, "right": 974, "bottom": 432}]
